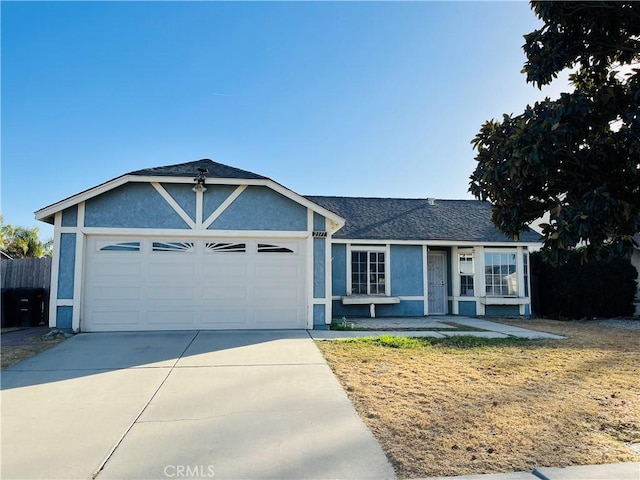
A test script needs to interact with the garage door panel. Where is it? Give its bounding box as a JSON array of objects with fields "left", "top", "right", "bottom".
[
  {"left": 88, "top": 286, "right": 142, "bottom": 301},
  {"left": 254, "top": 286, "right": 299, "bottom": 301},
  {"left": 201, "top": 310, "right": 248, "bottom": 326},
  {"left": 147, "top": 311, "right": 195, "bottom": 326},
  {"left": 201, "top": 263, "right": 248, "bottom": 279},
  {"left": 88, "top": 310, "right": 141, "bottom": 328},
  {"left": 254, "top": 264, "right": 299, "bottom": 279},
  {"left": 90, "top": 262, "right": 142, "bottom": 277},
  {"left": 254, "top": 309, "right": 301, "bottom": 326},
  {"left": 201, "top": 286, "right": 247, "bottom": 300},
  {"left": 147, "top": 287, "right": 194, "bottom": 301},
  {"left": 148, "top": 262, "right": 196, "bottom": 277},
  {"left": 84, "top": 237, "right": 307, "bottom": 331}
]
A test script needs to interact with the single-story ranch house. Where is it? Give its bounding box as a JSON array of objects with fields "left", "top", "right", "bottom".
[{"left": 35, "top": 159, "right": 541, "bottom": 332}]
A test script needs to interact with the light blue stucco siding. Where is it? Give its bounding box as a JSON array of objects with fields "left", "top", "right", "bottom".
[
  {"left": 57, "top": 233, "right": 76, "bottom": 299},
  {"left": 524, "top": 304, "right": 530, "bottom": 316},
  {"left": 313, "top": 212, "right": 325, "bottom": 232},
  {"left": 163, "top": 183, "right": 196, "bottom": 222},
  {"left": 203, "top": 185, "right": 238, "bottom": 219},
  {"left": 390, "top": 245, "right": 423, "bottom": 296},
  {"left": 485, "top": 305, "right": 520, "bottom": 316},
  {"left": 331, "top": 244, "right": 347, "bottom": 296},
  {"left": 85, "top": 183, "right": 190, "bottom": 228},
  {"left": 332, "top": 300, "right": 424, "bottom": 318},
  {"left": 458, "top": 300, "right": 477, "bottom": 316},
  {"left": 61, "top": 206, "right": 78, "bottom": 227},
  {"left": 332, "top": 300, "right": 368, "bottom": 318},
  {"left": 56, "top": 306, "right": 73, "bottom": 330},
  {"left": 210, "top": 186, "right": 307, "bottom": 231},
  {"left": 378, "top": 301, "right": 423, "bottom": 316},
  {"left": 313, "top": 304, "right": 326, "bottom": 328},
  {"left": 314, "top": 238, "right": 325, "bottom": 298}
]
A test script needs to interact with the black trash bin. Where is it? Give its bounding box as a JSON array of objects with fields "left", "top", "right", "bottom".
[
  {"left": 13, "top": 288, "right": 45, "bottom": 327},
  {"left": 1, "top": 288, "right": 16, "bottom": 328}
]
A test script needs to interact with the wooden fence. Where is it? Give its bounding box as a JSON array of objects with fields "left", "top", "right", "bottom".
[
  {"left": 1, "top": 257, "right": 52, "bottom": 325},
  {"left": 1, "top": 257, "right": 52, "bottom": 291}
]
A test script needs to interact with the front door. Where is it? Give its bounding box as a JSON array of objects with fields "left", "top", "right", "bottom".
[{"left": 427, "top": 251, "right": 447, "bottom": 315}]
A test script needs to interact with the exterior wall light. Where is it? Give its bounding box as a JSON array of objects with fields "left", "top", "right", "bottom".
[{"left": 193, "top": 167, "right": 208, "bottom": 192}]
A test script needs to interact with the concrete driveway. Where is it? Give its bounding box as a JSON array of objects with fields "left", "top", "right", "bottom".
[{"left": 1, "top": 331, "right": 395, "bottom": 480}]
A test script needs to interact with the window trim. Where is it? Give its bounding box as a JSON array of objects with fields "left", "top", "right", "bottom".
[
  {"left": 484, "top": 249, "right": 518, "bottom": 297},
  {"left": 346, "top": 244, "right": 390, "bottom": 296},
  {"left": 458, "top": 251, "right": 475, "bottom": 296}
]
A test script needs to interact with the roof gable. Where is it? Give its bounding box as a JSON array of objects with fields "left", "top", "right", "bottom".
[
  {"left": 305, "top": 196, "right": 541, "bottom": 243},
  {"left": 35, "top": 159, "right": 344, "bottom": 229},
  {"left": 130, "top": 159, "right": 268, "bottom": 180}
]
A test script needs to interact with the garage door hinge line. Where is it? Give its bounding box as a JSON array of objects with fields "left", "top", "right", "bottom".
[{"left": 91, "top": 331, "right": 200, "bottom": 480}]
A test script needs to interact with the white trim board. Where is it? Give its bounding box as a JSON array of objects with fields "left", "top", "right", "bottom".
[
  {"left": 73, "top": 227, "right": 311, "bottom": 238},
  {"left": 151, "top": 183, "right": 196, "bottom": 229},
  {"left": 202, "top": 185, "right": 247, "bottom": 229},
  {"left": 35, "top": 175, "right": 346, "bottom": 230},
  {"left": 331, "top": 238, "right": 541, "bottom": 247}
]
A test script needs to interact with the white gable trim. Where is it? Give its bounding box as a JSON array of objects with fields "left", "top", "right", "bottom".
[
  {"left": 35, "top": 175, "right": 129, "bottom": 223},
  {"left": 68, "top": 227, "right": 310, "bottom": 238},
  {"left": 151, "top": 182, "right": 196, "bottom": 229},
  {"left": 202, "top": 185, "right": 247, "bottom": 229},
  {"left": 35, "top": 175, "right": 345, "bottom": 231}
]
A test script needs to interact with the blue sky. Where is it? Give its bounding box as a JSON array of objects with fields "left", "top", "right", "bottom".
[{"left": 2, "top": 1, "right": 569, "bottom": 241}]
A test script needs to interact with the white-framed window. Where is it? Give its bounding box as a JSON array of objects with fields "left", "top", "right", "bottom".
[
  {"left": 152, "top": 241, "right": 196, "bottom": 253},
  {"left": 205, "top": 242, "right": 246, "bottom": 253},
  {"left": 257, "top": 243, "right": 295, "bottom": 253},
  {"left": 485, "top": 252, "right": 517, "bottom": 296},
  {"left": 459, "top": 252, "right": 474, "bottom": 296},
  {"left": 351, "top": 250, "right": 386, "bottom": 295},
  {"left": 97, "top": 241, "right": 141, "bottom": 252}
]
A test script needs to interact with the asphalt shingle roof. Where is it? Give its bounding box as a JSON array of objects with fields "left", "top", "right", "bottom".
[
  {"left": 130, "top": 159, "right": 268, "bottom": 180},
  {"left": 305, "top": 196, "right": 541, "bottom": 243}
]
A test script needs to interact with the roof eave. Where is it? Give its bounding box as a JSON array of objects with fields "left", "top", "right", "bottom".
[{"left": 330, "top": 237, "right": 542, "bottom": 246}]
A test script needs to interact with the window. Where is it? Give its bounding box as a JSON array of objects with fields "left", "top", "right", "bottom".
[
  {"left": 152, "top": 242, "right": 195, "bottom": 253},
  {"left": 205, "top": 242, "right": 246, "bottom": 253},
  {"left": 257, "top": 243, "right": 294, "bottom": 253},
  {"left": 351, "top": 250, "right": 386, "bottom": 295},
  {"left": 98, "top": 241, "right": 141, "bottom": 252},
  {"left": 459, "top": 253, "right": 474, "bottom": 296},
  {"left": 485, "top": 252, "right": 517, "bottom": 296}
]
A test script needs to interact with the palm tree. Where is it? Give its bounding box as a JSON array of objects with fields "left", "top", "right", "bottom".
[{"left": 0, "top": 216, "right": 50, "bottom": 258}]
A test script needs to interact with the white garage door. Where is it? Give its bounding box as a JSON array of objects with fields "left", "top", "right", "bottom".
[{"left": 83, "top": 236, "right": 307, "bottom": 331}]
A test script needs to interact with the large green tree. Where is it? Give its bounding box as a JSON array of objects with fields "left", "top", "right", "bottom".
[
  {"left": 470, "top": 1, "right": 640, "bottom": 263},
  {"left": 0, "top": 216, "right": 52, "bottom": 258}
]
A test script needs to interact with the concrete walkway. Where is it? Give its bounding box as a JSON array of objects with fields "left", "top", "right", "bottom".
[
  {"left": 1, "top": 331, "right": 394, "bottom": 479},
  {"left": 3, "top": 325, "right": 636, "bottom": 480},
  {"left": 311, "top": 316, "right": 566, "bottom": 340},
  {"left": 419, "top": 462, "right": 640, "bottom": 479}
]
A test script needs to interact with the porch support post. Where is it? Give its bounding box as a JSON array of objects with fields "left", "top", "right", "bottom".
[
  {"left": 475, "top": 246, "right": 486, "bottom": 316},
  {"left": 451, "top": 246, "right": 459, "bottom": 314}
]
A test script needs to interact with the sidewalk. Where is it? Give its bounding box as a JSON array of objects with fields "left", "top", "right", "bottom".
[
  {"left": 310, "top": 316, "right": 565, "bottom": 340},
  {"left": 418, "top": 462, "right": 640, "bottom": 480}
]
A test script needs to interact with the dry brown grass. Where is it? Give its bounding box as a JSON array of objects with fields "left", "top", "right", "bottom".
[
  {"left": 317, "top": 319, "right": 640, "bottom": 478},
  {"left": 1, "top": 333, "right": 65, "bottom": 370}
]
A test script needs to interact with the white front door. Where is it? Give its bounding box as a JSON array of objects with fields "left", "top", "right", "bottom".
[
  {"left": 427, "top": 251, "right": 447, "bottom": 315},
  {"left": 83, "top": 236, "right": 307, "bottom": 331}
]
